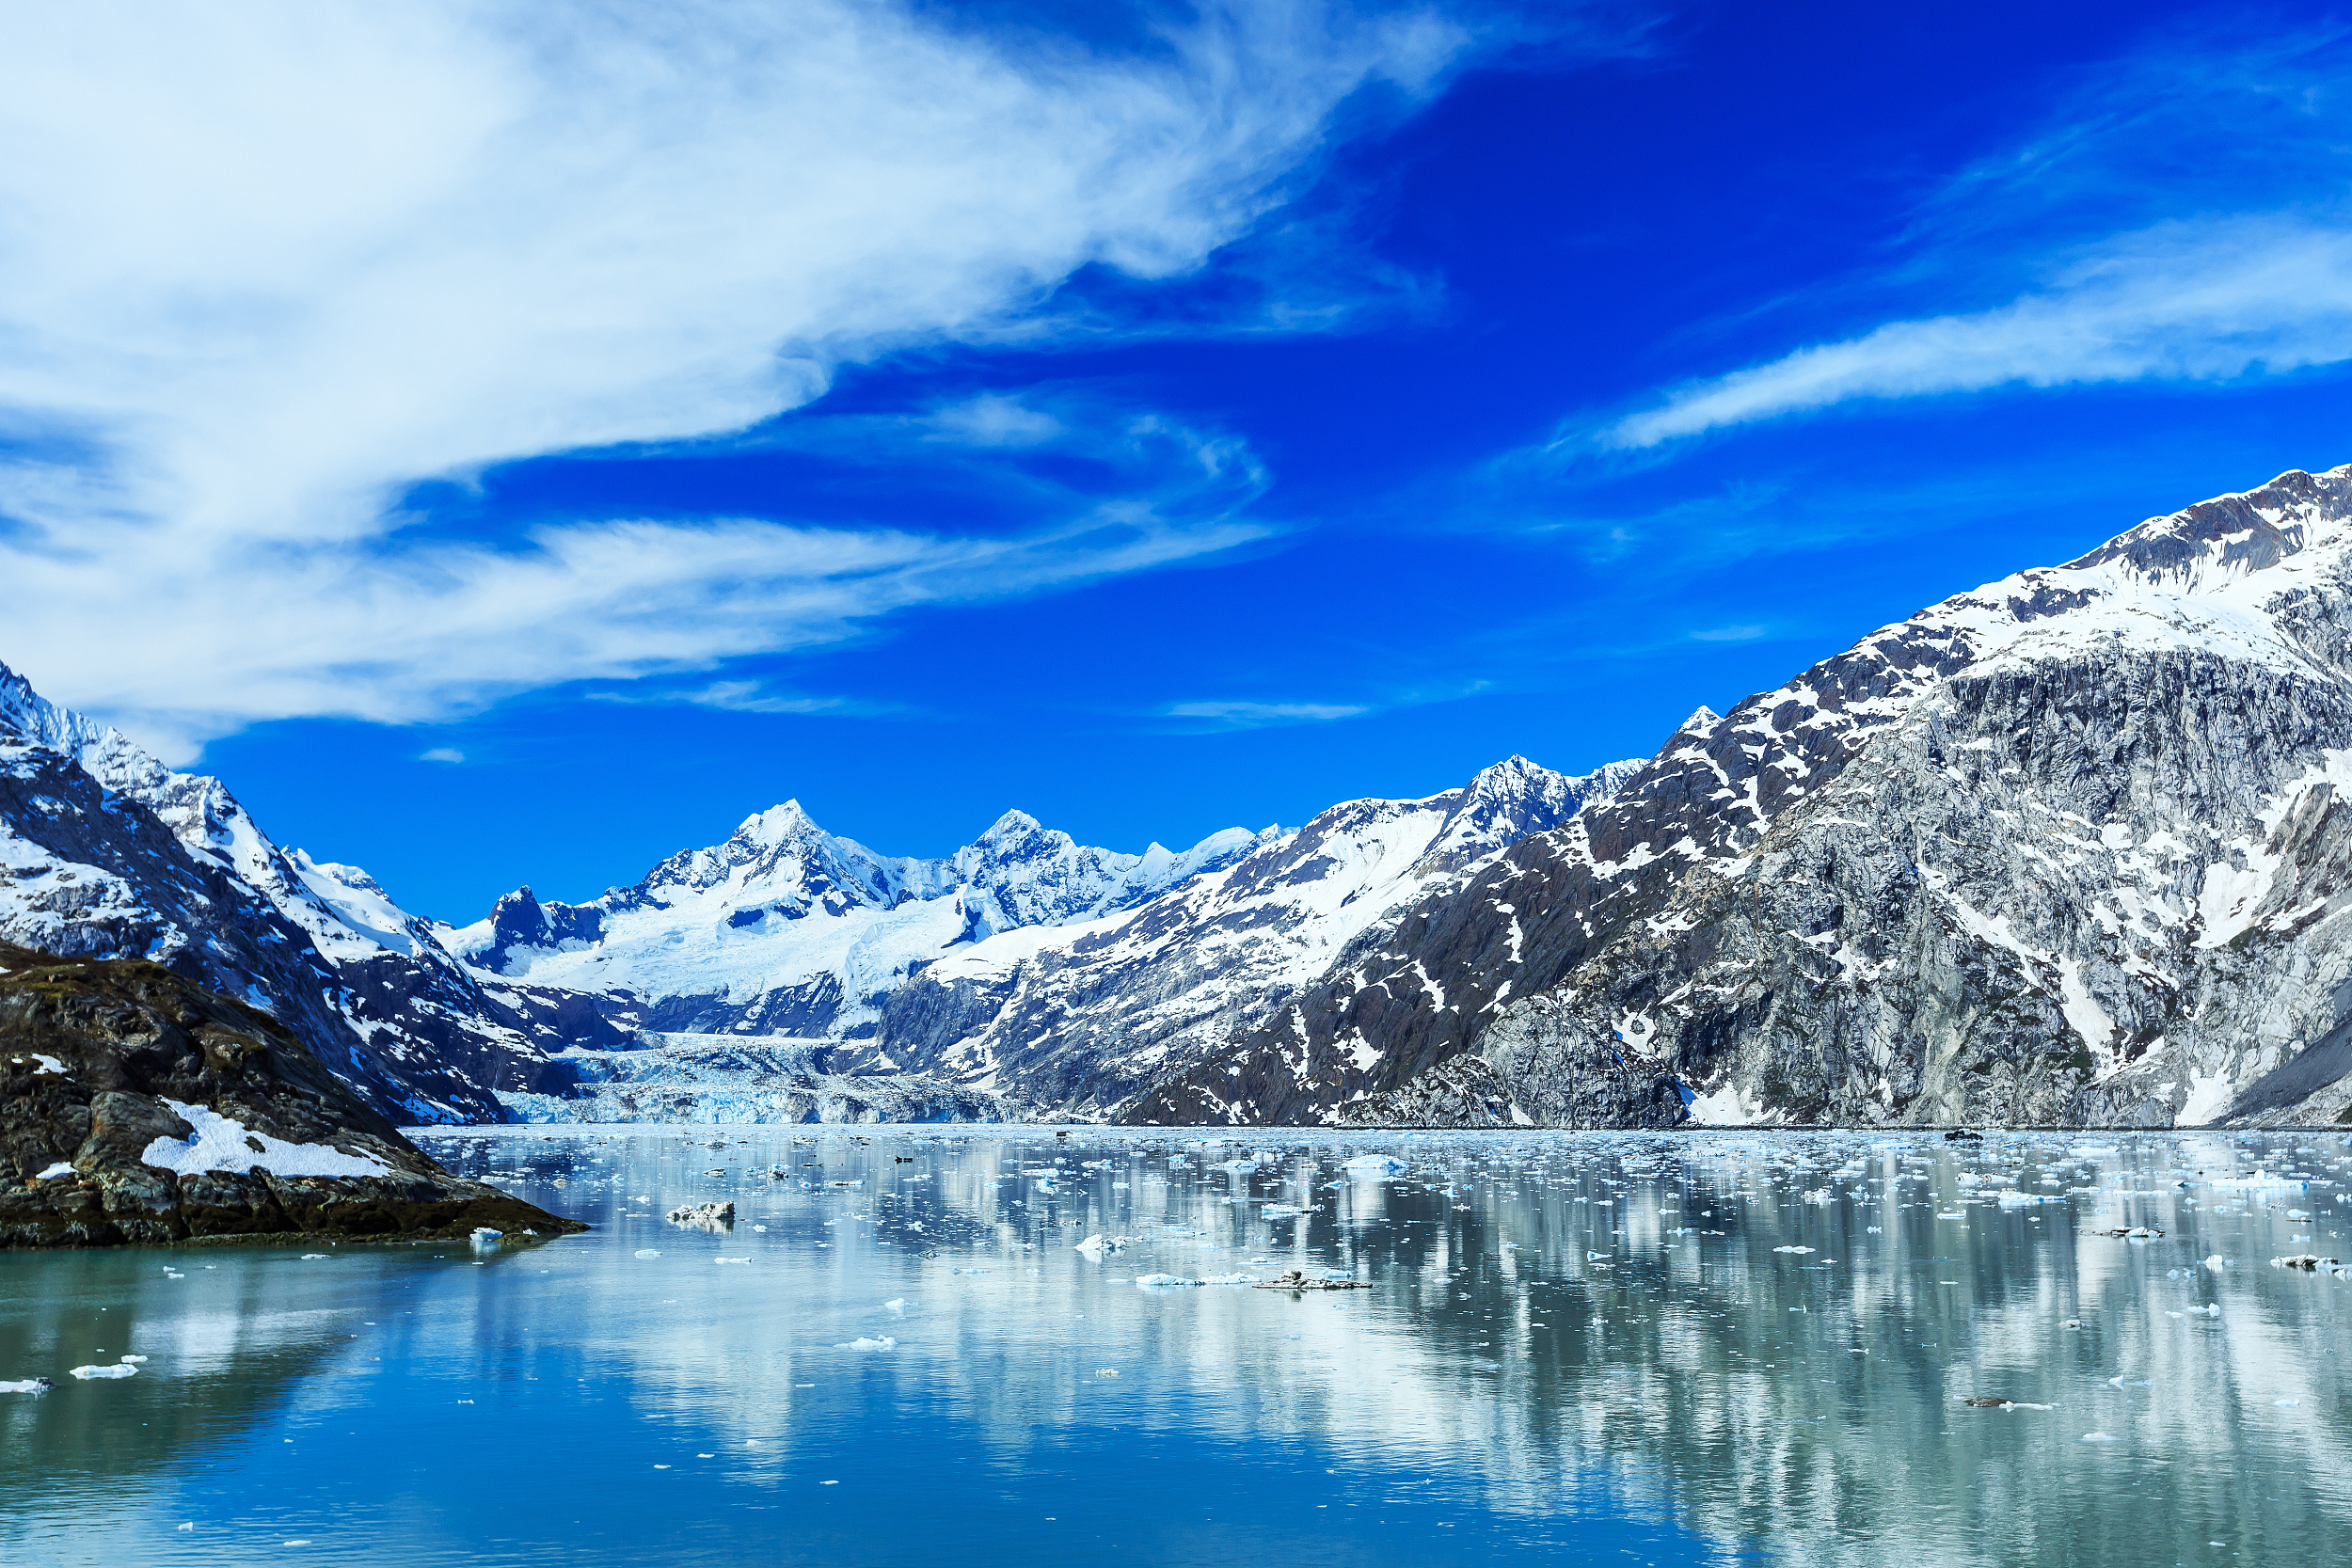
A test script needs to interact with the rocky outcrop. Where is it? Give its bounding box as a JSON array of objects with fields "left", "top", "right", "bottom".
[
  {"left": 1133, "top": 467, "right": 2352, "bottom": 1129},
  {"left": 0, "top": 943, "right": 582, "bottom": 1246}
]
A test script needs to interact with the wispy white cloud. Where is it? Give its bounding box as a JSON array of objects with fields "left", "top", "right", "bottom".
[
  {"left": 0, "top": 0, "right": 1485, "bottom": 757},
  {"left": 419, "top": 747, "right": 466, "bottom": 765},
  {"left": 1165, "top": 699, "right": 1373, "bottom": 727},
  {"left": 1593, "top": 27, "right": 2352, "bottom": 449},
  {"left": 1603, "top": 221, "right": 2352, "bottom": 447}
]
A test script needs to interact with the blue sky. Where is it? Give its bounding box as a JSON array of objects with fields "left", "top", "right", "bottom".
[{"left": 8, "top": 1, "right": 2352, "bottom": 919}]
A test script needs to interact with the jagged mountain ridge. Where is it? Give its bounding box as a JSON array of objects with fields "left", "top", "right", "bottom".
[
  {"left": 0, "top": 662, "right": 589, "bottom": 1121},
  {"left": 444, "top": 800, "right": 1277, "bottom": 1039},
  {"left": 1132, "top": 466, "right": 2352, "bottom": 1130},
  {"left": 867, "top": 754, "right": 1640, "bottom": 1114}
]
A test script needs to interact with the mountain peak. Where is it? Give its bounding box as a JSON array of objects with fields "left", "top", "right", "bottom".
[{"left": 738, "top": 800, "right": 821, "bottom": 845}]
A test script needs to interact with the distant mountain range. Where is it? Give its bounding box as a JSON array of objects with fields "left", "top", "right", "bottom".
[{"left": 11, "top": 466, "right": 2352, "bottom": 1127}]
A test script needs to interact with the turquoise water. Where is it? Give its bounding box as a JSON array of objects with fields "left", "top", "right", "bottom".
[{"left": 3, "top": 1127, "right": 2347, "bottom": 1567}]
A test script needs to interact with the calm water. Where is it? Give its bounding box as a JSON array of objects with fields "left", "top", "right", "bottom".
[{"left": 3, "top": 1128, "right": 2347, "bottom": 1567}]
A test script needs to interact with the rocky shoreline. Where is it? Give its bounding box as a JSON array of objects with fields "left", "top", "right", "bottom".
[{"left": 0, "top": 944, "right": 582, "bottom": 1248}]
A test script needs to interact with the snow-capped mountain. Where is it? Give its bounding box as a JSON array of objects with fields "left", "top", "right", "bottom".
[
  {"left": 444, "top": 800, "right": 1275, "bottom": 1038},
  {"left": 870, "top": 754, "right": 1639, "bottom": 1114},
  {"left": 1135, "top": 466, "right": 2352, "bottom": 1130},
  {"left": 0, "top": 661, "right": 580, "bottom": 1120}
]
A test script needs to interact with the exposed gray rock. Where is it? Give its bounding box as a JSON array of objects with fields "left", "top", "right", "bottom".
[{"left": 1133, "top": 467, "right": 2352, "bottom": 1130}]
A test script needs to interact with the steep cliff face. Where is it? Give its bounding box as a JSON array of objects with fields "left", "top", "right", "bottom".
[
  {"left": 872, "top": 756, "right": 1638, "bottom": 1114},
  {"left": 1135, "top": 467, "right": 2352, "bottom": 1129},
  {"left": 0, "top": 665, "right": 571, "bottom": 1121}
]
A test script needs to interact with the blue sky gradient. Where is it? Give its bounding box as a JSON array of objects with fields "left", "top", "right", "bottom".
[{"left": 8, "top": 2, "right": 2352, "bottom": 918}]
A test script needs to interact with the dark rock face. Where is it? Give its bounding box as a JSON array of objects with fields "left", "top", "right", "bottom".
[
  {"left": 872, "top": 756, "right": 1638, "bottom": 1117},
  {"left": 1132, "top": 467, "right": 2352, "bottom": 1130},
  {"left": 0, "top": 944, "right": 581, "bottom": 1247},
  {"left": 0, "top": 662, "right": 576, "bottom": 1123}
]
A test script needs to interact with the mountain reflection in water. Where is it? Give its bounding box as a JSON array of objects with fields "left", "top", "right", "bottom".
[{"left": 3, "top": 1128, "right": 2346, "bottom": 1567}]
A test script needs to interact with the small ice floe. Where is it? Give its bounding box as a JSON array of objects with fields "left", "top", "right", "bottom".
[
  {"left": 836, "top": 1337, "right": 896, "bottom": 1351},
  {"left": 2206, "top": 1170, "right": 2306, "bottom": 1192},
  {"left": 2101, "top": 1227, "right": 2164, "bottom": 1239},
  {"left": 2271, "top": 1255, "right": 2344, "bottom": 1272},
  {"left": 1959, "top": 1397, "right": 2052, "bottom": 1411},
  {"left": 2079, "top": 1432, "right": 2120, "bottom": 1443},
  {"left": 2204, "top": 1255, "right": 2229, "bottom": 1272},
  {"left": 667, "top": 1201, "right": 734, "bottom": 1227},
  {"left": 714, "top": 1257, "right": 752, "bottom": 1265},
  {"left": 1253, "top": 1270, "right": 1370, "bottom": 1291},
  {"left": 1073, "top": 1234, "right": 1129, "bottom": 1257},
  {"left": 1133, "top": 1274, "right": 1195, "bottom": 1289},
  {"left": 1, "top": 1378, "right": 55, "bottom": 1394},
  {"left": 469, "top": 1227, "right": 502, "bottom": 1243},
  {"left": 299, "top": 1253, "right": 327, "bottom": 1260},
  {"left": 826, "top": 1180, "right": 862, "bottom": 1189},
  {"left": 634, "top": 1248, "right": 662, "bottom": 1259},
  {"left": 752, "top": 1225, "right": 768, "bottom": 1233},
  {"left": 2275, "top": 1397, "right": 2303, "bottom": 1407},
  {"left": 954, "top": 1267, "right": 989, "bottom": 1275},
  {"left": 36, "top": 1162, "right": 72, "bottom": 1180},
  {"left": 1772, "top": 1245, "right": 1816, "bottom": 1255},
  {"left": 883, "top": 1299, "right": 905, "bottom": 1313},
  {"left": 2062, "top": 1319, "right": 2082, "bottom": 1330},
  {"left": 119, "top": 1354, "right": 147, "bottom": 1364},
  {"left": 1998, "top": 1192, "right": 2057, "bottom": 1208},
  {"left": 69, "top": 1364, "right": 138, "bottom": 1380},
  {"left": 1261, "top": 1204, "right": 1309, "bottom": 1218},
  {"left": 1344, "top": 1154, "right": 1406, "bottom": 1180}
]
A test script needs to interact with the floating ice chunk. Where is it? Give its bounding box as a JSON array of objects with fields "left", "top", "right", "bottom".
[
  {"left": 2272, "top": 1255, "right": 2344, "bottom": 1271},
  {"left": 1261, "top": 1205, "right": 1309, "bottom": 1218},
  {"left": 1344, "top": 1155, "right": 1406, "bottom": 1180},
  {"left": 634, "top": 1249, "right": 661, "bottom": 1259},
  {"left": 1772, "top": 1245, "right": 1816, "bottom": 1255},
  {"left": 69, "top": 1364, "right": 137, "bottom": 1380},
  {"left": 119, "top": 1354, "right": 147, "bottom": 1364},
  {"left": 1073, "top": 1234, "right": 1128, "bottom": 1257},
  {"left": 2204, "top": 1255, "right": 2228, "bottom": 1271},
  {"left": 883, "top": 1299, "right": 905, "bottom": 1312},
  {"left": 668, "top": 1201, "right": 734, "bottom": 1227},
  {"left": 954, "top": 1267, "right": 989, "bottom": 1275},
  {"left": 1199, "top": 1273, "right": 1258, "bottom": 1286},
  {"left": 36, "top": 1162, "right": 72, "bottom": 1180},
  {"left": 714, "top": 1257, "right": 751, "bottom": 1265},
  {"left": 837, "top": 1337, "right": 896, "bottom": 1351},
  {"left": 1134, "top": 1274, "right": 1195, "bottom": 1289},
  {"left": 1, "top": 1378, "right": 54, "bottom": 1394},
  {"left": 469, "top": 1227, "right": 502, "bottom": 1243},
  {"left": 2080, "top": 1432, "right": 2120, "bottom": 1443},
  {"left": 299, "top": 1253, "right": 327, "bottom": 1260}
]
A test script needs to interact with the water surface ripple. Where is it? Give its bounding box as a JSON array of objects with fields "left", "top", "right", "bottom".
[{"left": 3, "top": 1128, "right": 2346, "bottom": 1566}]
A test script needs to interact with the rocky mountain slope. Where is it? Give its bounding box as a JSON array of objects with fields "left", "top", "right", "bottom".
[
  {"left": 0, "top": 663, "right": 589, "bottom": 1121},
  {"left": 0, "top": 943, "right": 580, "bottom": 1246},
  {"left": 1132, "top": 467, "right": 2352, "bottom": 1130},
  {"left": 868, "top": 755, "right": 1637, "bottom": 1115}
]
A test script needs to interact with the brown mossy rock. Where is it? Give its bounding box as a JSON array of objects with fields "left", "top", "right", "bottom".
[{"left": 0, "top": 942, "right": 585, "bottom": 1248}]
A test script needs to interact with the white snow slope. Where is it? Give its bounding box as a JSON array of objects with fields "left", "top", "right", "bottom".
[{"left": 442, "top": 799, "right": 1278, "bottom": 1040}]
